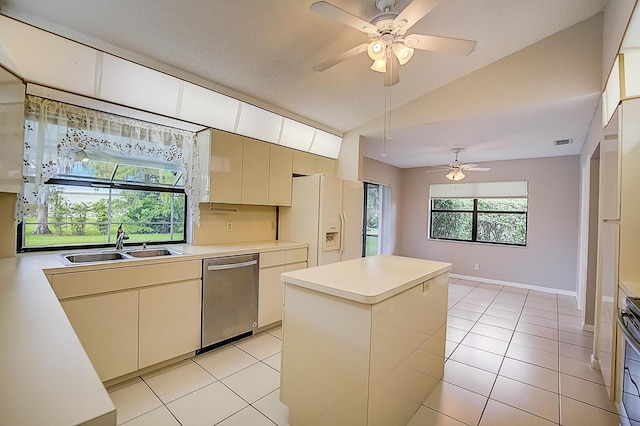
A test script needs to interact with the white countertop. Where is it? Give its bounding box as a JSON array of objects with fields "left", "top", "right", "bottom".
[
  {"left": 281, "top": 255, "right": 452, "bottom": 304},
  {"left": 0, "top": 240, "right": 306, "bottom": 426}
]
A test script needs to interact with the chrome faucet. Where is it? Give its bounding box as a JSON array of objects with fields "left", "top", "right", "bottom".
[{"left": 115, "top": 224, "right": 129, "bottom": 251}]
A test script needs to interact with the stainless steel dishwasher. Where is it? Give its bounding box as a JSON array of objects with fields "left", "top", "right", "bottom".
[{"left": 199, "top": 253, "right": 259, "bottom": 353}]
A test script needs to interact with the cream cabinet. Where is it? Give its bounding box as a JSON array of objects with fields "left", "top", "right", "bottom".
[
  {"left": 61, "top": 290, "right": 139, "bottom": 382},
  {"left": 0, "top": 69, "right": 25, "bottom": 193},
  {"left": 241, "top": 137, "right": 270, "bottom": 205},
  {"left": 210, "top": 129, "right": 243, "bottom": 204},
  {"left": 258, "top": 248, "right": 307, "bottom": 327},
  {"left": 51, "top": 259, "right": 202, "bottom": 382},
  {"left": 269, "top": 145, "right": 293, "bottom": 206},
  {"left": 139, "top": 279, "right": 202, "bottom": 369},
  {"left": 292, "top": 149, "right": 336, "bottom": 177}
]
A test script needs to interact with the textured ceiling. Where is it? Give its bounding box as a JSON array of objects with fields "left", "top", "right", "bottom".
[{"left": 0, "top": 0, "right": 608, "bottom": 168}]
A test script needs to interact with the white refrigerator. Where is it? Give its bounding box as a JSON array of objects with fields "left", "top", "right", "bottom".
[{"left": 279, "top": 174, "right": 363, "bottom": 267}]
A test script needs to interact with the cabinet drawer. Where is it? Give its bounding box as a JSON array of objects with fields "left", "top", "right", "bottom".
[
  {"left": 51, "top": 260, "right": 202, "bottom": 299},
  {"left": 285, "top": 248, "right": 307, "bottom": 264},
  {"left": 260, "top": 250, "right": 286, "bottom": 268}
]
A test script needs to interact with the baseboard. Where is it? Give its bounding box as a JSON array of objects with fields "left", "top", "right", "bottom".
[{"left": 450, "top": 273, "right": 577, "bottom": 298}]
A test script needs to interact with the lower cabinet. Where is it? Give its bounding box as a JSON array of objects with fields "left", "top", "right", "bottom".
[
  {"left": 138, "top": 279, "right": 202, "bottom": 369},
  {"left": 61, "top": 291, "right": 139, "bottom": 382},
  {"left": 258, "top": 248, "right": 307, "bottom": 327}
]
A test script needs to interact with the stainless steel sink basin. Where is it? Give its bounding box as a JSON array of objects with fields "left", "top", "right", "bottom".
[
  {"left": 61, "top": 252, "right": 130, "bottom": 263},
  {"left": 124, "top": 248, "right": 182, "bottom": 258}
]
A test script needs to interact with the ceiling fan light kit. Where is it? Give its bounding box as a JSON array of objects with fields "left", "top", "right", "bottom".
[
  {"left": 425, "top": 148, "right": 492, "bottom": 181},
  {"left": 445, "top": 169, "right": 465, "bottom": 181},
  {"left": 310, "top": 0, "right": 477, "bottom": 86}
]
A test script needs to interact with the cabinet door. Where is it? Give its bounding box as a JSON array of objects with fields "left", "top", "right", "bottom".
[
  {"left": 210, "top": 130, "right": 243, "bottom": 204},
  {"left": 258, "top": 265, "right": 285, "bottom": 327},
  {"left": 242, "top": 137, "right": 270, "bottom": 205},
  {"left": 315, "top": 156, "right": 336, "bottom": 177},
  {"left": 139, "top": 279, "right": 202, "bottom": 369},
  {"left": 292, "top": 151, "right": 316, "bottom": 176},
  {"left": 61, "top": 291, "right": 138, "bottom": 382},
  {"left": 269, "top": 145, "right": 293, "bottom": 206}
]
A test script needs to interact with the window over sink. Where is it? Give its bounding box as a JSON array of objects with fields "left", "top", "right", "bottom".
[{"left": 17, "top": 96, "right": 199, "bottom": 252}]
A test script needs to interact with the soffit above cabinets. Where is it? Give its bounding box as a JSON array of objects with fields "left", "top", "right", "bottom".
[{"left": 1, "top": 15, "right": 342, "bottom": 158}]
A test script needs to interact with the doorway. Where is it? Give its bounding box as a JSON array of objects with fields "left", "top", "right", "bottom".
[{"left": 362, "top": 182, "right": 390, "bottom": 256}]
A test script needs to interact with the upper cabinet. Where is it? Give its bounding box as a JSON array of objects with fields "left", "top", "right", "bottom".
[
  {"left": 202, "top": 128, "right": 334, "bottom": 207},
  {"left": 0, "top": 68, "right": 25, "bottom": 193}
]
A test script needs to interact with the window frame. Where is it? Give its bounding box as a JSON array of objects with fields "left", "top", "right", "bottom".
[
  {"left": 17, "top": 178, "right": 187, "bottom": 253},
  {"left": 429, "top": 197, "right": 528, "bottom": 247}
]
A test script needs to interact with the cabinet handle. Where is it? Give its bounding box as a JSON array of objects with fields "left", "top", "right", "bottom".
[{"left": 207, "top": 260, "right": 257, "bottom": 271}]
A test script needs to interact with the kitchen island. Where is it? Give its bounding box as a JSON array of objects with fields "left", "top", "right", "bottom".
[{"left": 280, "top": 255, "right": 452, "bottom": 426}]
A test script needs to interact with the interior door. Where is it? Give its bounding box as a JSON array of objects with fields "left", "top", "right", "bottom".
[{"left": 340, "top": 179, "right": 363, "bottom": 261}]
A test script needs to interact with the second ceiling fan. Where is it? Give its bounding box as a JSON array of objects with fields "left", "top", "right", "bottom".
[{"left": 311, "top": 0, "right": 477, "bottom": 86}]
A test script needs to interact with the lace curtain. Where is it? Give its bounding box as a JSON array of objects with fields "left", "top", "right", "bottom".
[{"left": 20, "top": 95, "right": 201, "bottom": 225}]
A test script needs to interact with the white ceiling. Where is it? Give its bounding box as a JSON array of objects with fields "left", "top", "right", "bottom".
[{"left": 0, "top": 0, "right": 609, "bottom": 168}]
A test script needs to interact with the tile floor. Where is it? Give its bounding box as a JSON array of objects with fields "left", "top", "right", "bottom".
[{"left": 107, "top": 278, "right": 622, "bottom": 425}]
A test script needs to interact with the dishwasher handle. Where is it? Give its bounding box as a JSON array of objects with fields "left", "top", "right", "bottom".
[{"left": 206, "top": 260, "right": 258, "bottom": 271}]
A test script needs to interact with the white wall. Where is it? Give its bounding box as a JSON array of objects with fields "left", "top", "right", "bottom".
[
  {"left": 362, "top": 157, "right": 402, "bottom": 255},
  {"left": 400, "top": 156, "right": 580, "bottom": 293}
]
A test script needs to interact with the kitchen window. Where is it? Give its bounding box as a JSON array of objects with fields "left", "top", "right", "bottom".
[
  {"left": 17, "top": 96, "right": 199, "bottom": 251},
  {"left": 428, "top": 181, "right": 528, "bottom": 247}
]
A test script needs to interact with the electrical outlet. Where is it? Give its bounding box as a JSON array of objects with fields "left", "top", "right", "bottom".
[
  {"left": 226, "top": 221, "right": 232, "bottom": 232},
  {"left": 474, "top": 263, "right": 479, "bottom": 271}
]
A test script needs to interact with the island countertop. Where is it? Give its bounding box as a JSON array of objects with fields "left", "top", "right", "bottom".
[{"left": 281, "top": 255, "right": 452, "bottom": 304}]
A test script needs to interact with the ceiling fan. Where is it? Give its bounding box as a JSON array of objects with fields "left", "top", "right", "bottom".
[
  {"left": 310, "top": 0, "right": 477, "bottom": 86},
  {"left": 425, "top": 148, "right": 491, "bottom": 181}
]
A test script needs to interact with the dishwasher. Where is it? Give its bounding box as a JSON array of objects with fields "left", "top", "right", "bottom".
[{"left": 198, "top": 253, "right": 259, "bottom": 354}]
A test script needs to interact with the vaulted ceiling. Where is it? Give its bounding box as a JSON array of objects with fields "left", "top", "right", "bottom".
[{"left": 0, "top": 0, "right": 608, "bottom": 168}]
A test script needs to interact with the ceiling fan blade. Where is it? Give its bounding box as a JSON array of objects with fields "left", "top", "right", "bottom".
[
  {"left": 460, "top": 163, "right": 479, "bottom": 169},
  {"left": 466, "top": 167, "right": 491, "bottom": 172},
  {"left": 394, "top": 0, "right": 442, "bottom": 34},
  {"left": 310, "top": 1, "right": 378, "bottom": 34},
  {"left": 404, "top": 34, "right": 477, "bottom": 55},
  {"left": 312, "top": 43, "right": 369, "bottom": 71},
  {"left": 424, "top": 168, "right": 450, "bottom": 173},
  {"left": 383, "top": 53, "right": 399, "bottom": 86}
]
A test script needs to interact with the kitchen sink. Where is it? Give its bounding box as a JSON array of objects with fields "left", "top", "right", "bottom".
[
  {"left": 124, "top": 248, "right": 183, "bottom": 258},
  {"left": 61, "top": 252, "right": 130, "bottom": 264}
]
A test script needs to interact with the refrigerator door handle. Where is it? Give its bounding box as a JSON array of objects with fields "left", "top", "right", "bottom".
[{"left": 339, "top": 212, "right": 345, "bottom": 257}]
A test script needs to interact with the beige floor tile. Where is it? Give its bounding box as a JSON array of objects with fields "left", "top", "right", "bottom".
[
  {"left": 445, "top": 340, "right": 458, "bottom": 358},
  {"left": 449, "top": 344, "right": 504, "bottom": 374},
  {"left": 407, "top": 406, "right": 466, "bottom": 425},
  {"left": 560, "top": 396, "right": 620, "bottom": 426},
  {"left": 446, "top": 316, "right": 476, "bottom": 332},
  {"left": 506, "top": 342, "right": 559, "bottom": 371},
  {"left": 195, "top": 345, "right": 258, "bottom": 379},
  {"left": 106, "top": 376, "right": 144, "bottom": 393},
  {"left": 470, "top": 322, "right": 514, "bottom": 342},
  {"left": 523, "top": 306, "right": 558, "bottom": 320},
  {"left": 448, "top": 307, "right": 482, "bottom": 322},
  {"left": 109, "top": 380, "right": 163, "bottom": 425},
  {"left": 519, "top": 314, "right": 558, "bottom": 329},
  {"left": 423, "top": 381, "right": 488, "bottom": 426},
  {"left": 558, "top": 356, "right": 604, "bottom": 384},
  {"left": 559, "top": 330, "right": 594, "bottom": 348},
  {"left": 253, "top": 389, "right": 290, "bottom": 426},
  {"left": 216, "top": 406, "right": 275, "bottom": 425},
  {"left": 490, "top": 376, "right": 559, "bottom": 423},
  {"left": 485, "top": 306, "right": 521, "bottom": 320},
  {"left": 446, "top": 326, "right": 468, "bottom": 343},
  {"left": 559, "top": 342, "right": 592, "bottom": 362},
  {"left": 498, "top": 357, "right": 558, "bottom": 393},
  {"left": 120, "top": 406, "right": 180, "bottom": 426},
  {"left": 461, "top": 332, "right": 509, "bottom": 356},
  {"left": 234, "top": 332, "right": 282, "bottom": 360},
  {"left": 511, "top": 331, "right": 558, "bottom": 354},
  {"left": 478, "top": 313, "right": 518, "bottom": 329},
  {"left": 490, "top": 301, "right": 525, "bottom": 312},
  {"left": 515, "top": 322, "right": 558, "bottom": 340},
  {"left": 140, "top": 359, "right": 193, "bottom": 380},
  {"left": 443, "top": 359, "right": 497, "bottom": 396},
  {"left": 221, "top": 362, "right": 280, "bottom": 403},
  {"left": 454, "top": 301, "right": 488, "bottom": 313},
  {"left": 559, "top": 374, "right": 618, "bottom": 413},
  {"left": 263, "top": 352, "right": 282, "bottom": 372},
  {"left": 167, "top": 382, "right": 248, "bottom": 426},
  {"left": 143, "top": 361, "right": 216, "bottom": 404},
  {"left": 558, "top": 306, "right": 581, "bottom": 317},
  {"left": 524, "top": 300, "right": 557, "bottom": 313},
  {"left": 479, "top": 399, "right": 556, "bottom": 426},
  {"left": 266, "top": 326, "right": 283, "bottom": 339}
]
